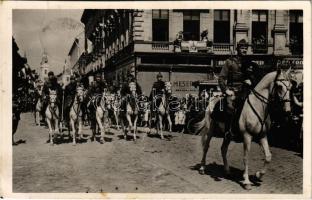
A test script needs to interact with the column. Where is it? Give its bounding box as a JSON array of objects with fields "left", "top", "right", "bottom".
[
  {"left": 234, "top": 10, "right": 250, "bottom": 53},
  {"left": 272, "top": 10, "right": 290, "bottom": 55}
]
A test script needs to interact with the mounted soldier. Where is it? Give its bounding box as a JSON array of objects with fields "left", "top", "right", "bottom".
[
  {"left": 42, "top": 71, "right": 63, "bottom": 120},
  {"left": 212, "top": 39, "right": 259, "bottom": 139},
  {"left": 64, "top": 75, "right": 78, "bottom": 127},
  {"left": 85, "top": 73, "right": 107, "bottom": 140},
  {"left": 149, "top": 72, "right": 166, "bottom": 114}
]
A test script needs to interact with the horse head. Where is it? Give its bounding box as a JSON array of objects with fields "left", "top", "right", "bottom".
[
  {"left": 48, "top": 89, "right": 57, "bottom": 104},
  {"left": 273, "top": 68, "right": 292, "bottom": 113},
  {"left": 129, "top": 82, "right": 137, "bottom": 96}
]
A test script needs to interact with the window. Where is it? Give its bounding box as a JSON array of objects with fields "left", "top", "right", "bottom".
[
  {"left": 214, "top": 10, "right": 230, "bottom": 43},
  {"left": 183, "top": 11, "right": 200, "bottom": 41},
  {"left": 252, "top": 10, "right": 268, "bottom": 53},
  {"left": 152, "top": 10, "right": 169, "bottom": 41},
  {"left": 289, "top": 10, "right": 303, "bottom": 54}
]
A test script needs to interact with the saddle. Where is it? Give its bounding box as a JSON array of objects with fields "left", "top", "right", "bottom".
[{"left": 211, "top": 95, "right": 245, "bottom": 141}]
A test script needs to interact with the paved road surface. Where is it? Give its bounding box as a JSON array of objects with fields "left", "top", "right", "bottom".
[{"left": 13, "top": 113, "right": 303, "bottom": 193}]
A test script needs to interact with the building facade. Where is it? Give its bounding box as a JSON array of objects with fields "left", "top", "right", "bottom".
[{"left": 80, "top": 9, "right": 303, "bottom": 96}]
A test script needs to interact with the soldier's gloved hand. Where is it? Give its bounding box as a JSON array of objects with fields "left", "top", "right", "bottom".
[
  {"left": 244, "top": 79, "right": 252, "bottom": 86},
  {"left": 225, "top": 89, "right": 234, "bottom": 96}
]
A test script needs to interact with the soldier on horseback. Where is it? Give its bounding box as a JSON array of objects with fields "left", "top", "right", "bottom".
[
  {"left": 85, "top": 73, "right": 107, "bottom": 141},
  {"left": 149, "top": 72, "right": 166, "bottom": 120},
  {"left": 213, "top": 39, "right": 259, "bottom": 139},
  {"left": 64, "top": 75, "right": 78, "bottom": 127},
  {"left": 42, "top": 71, "right": 63, "bottom": 121}
]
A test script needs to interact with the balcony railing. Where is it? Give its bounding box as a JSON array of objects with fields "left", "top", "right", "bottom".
[
  {"left": 213, "top": 43, "right": 233, "bottom": 54},
  {"left": 152, "top": 42, "right": 170, "bottom": 51}
]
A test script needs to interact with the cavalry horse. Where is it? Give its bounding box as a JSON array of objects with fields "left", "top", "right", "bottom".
[
  {"left": 45, "top": 89, "right": 60, "bottom": 145},
  {"left": 110, "top": 90, "right": 122, "bottom": 130},
  {"left": 121, "top": 82, "right": 139, "bottom": 141},
  {"left": 155, "top": 81, "right": 176, "bottom": 139},
  {"left": 35, "top": 84, "right": 43, "bottom": 126},
  {"left": 69, "top": 86, "right": 85, "bottom": 145},
  {"left": 95, "top": 89, "right": 112, "bottom": 144},
  {"left": 197, "top": 69, "right": 292, "bottom": 190}
]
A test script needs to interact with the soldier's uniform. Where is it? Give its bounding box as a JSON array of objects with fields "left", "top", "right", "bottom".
[
  {"left": 214, "top": 39, "right": 258, "bottom": 137},
  {"left": 149, "top": 73, "right": 166, "bottom": 112}
]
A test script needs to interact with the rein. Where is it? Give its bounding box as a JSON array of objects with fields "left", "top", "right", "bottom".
[{"left": 247, "top": 72, "right": 290, "bottom": 135}]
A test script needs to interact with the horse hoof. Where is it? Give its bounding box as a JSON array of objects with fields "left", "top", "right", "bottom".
[
  {"left": 243, "top": 184, "right": 252, "bottom": 190},
  {"left": 255, "top": 171, "right": 264, "bottom": 180},
  {"left": 199, "top": 168, "right": 205, "bottom": 175},
  {"left": 99, "top": 139, "right": 104, "bottom": 144}
]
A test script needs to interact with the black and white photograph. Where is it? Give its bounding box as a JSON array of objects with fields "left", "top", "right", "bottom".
[{"left": 1, "top": 1, "right": 311, "bottom": 198}]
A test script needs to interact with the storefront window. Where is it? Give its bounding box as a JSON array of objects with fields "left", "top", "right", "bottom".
[
  {"left": 214, "top": 10, "right": 230, "bottom": 43},
  {"left": 289, "top": 10, "right": 303, "bottom": 54},
  {"left": 252, "top": 10, "right": 268, "bottom": 53},
  {"left": 183, "top": 11, "right": 200, "bottom": 41},
  {"left": 152, "top": 10, "right": 169, "bottom": 41}
]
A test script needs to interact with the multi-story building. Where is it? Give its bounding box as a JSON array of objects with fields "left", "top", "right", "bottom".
[{"left": 80, "top": 9, "right": 303, "bottom": 97}]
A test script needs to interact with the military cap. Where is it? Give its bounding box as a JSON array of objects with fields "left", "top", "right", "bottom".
[
  {"left": 48, "top": 71, "right": 54, "bottom": 76},
  {"left": 237, "top": 39, "right": 248, "bottom": 48},
  {"left": 157, "top": 72, "right": 163, "bottom": 78}
]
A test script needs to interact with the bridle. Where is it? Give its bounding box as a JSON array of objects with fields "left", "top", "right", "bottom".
[{"left": 247, "top": 71, "right": 292, "bottom": 135}]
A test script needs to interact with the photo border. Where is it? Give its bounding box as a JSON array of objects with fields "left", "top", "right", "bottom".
[{"left": 0, "top": 1, "right": 311, "bottom": 199}]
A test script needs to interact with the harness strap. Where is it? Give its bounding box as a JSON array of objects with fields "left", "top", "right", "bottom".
[{"left": 247, "top": 96, "right": 268, "bottom": 135}]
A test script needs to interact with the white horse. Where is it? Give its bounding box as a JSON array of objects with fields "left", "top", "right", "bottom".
[
  {"left": 45, "top": 89, "right": 60, "bottom": 145},
  {"left": 156, "top": 81, "right": 173, "bottom": 139},
  {"left": 121, "top": 82, "right": 139, "bottom": 141},
  {"left": 35, "top": 85, "right": 43, "bottom": 126},
  {"left": 69, "top": 86, "right": 85, "bottom": 145},
  {"left": 95, "top": 89, "right": 111, "bottom": 144},
  {"left": 198, "top": 69, "right": 292, "bottom": 190}
]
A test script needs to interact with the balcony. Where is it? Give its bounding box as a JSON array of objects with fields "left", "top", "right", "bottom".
[
  {"left": 134, "top": 41, "right": 174, "bottom": 53},
  {"left": 213, "top": 43, "right": 233, "bottom": 55}
]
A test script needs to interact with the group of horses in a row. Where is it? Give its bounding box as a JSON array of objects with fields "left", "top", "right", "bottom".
[
  {"left": 34, "top": 81, "right": 187, "bottom": 145},
  {"left": 33, "top": 69, "right": 294, "bottom": 190}
]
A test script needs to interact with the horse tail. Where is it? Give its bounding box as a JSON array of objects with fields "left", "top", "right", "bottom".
[{"left": 191, "top": 97, "right": 219, "bottom": 136}]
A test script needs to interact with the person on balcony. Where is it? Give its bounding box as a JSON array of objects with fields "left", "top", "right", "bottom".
[{"left": 212, "top": 39, "right": 258, "bottom": 140}]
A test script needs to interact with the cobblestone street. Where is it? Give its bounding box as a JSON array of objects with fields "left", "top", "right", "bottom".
[{"left": 13, "top": 113, "right": 303, "bottom": 193}]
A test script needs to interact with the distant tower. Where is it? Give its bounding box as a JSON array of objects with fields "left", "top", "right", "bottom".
[{"left": 40, "top": 50, "right": 50, "bottom": 81}]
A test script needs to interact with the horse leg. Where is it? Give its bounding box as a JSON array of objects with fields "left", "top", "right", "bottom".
[
  {"left": 71, "top": 118, "right": 76, "bottom": 145},
  {"left": 35, "top": 111, "right": 40, "bottom": 126},
  {"left": 242, "top": 133, "right": 252, "bottom": 190},
  {"left": 167, "top": 114, "right": 172, "bottom": 133},
  {"left": 78, "top": 117, "right": 83, "bottom": 140},
  {"left": 199, "top": 129, "right": 213, "bottom": 175},
  {"left": 221, "top": 130, "right": 232, "bottom": 175},
  {"left": 256, "top": 136, "right": 272, "bottom": 180},
  {"left": 126, "top": 114, "right": 133, "bottom": 139},
  {"left": 133, "top": 116, "right": 138, "bottom": 141},
  {"left": 115, "top": 112, "right": 120, "bottom": 130},
  {"left": 46, "top": 118, "right": 53, "bottom": 145},
  {"left": 96, "top": 112, "right": 105, "bottom": 144},
  {"left": 158, "top": 115, "right": 164, "bottom": 140}
]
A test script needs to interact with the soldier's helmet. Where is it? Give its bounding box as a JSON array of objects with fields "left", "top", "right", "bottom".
[
  {"left": 157, "top": 72, "right": 163, "bottom": 78},
  {"left": 48, "top": 71, "right": 54, "bottom": 76}
]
